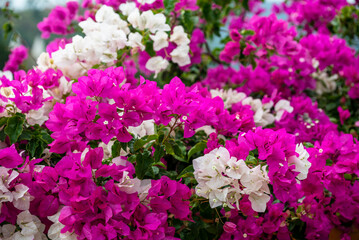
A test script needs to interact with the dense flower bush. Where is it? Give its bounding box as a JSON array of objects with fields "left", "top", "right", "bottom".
[{"left": 1, "top": 0, "right": 359, "bottom": 239}]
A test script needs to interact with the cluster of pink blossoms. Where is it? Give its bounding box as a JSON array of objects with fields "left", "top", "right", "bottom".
[
  {"left": 210, "top": 13, "right": 359, "bottom": 99},
  {"left": 1, "top": 0, "right": 359, "bottom": 239},
  {"left": 3, "top": 45, "right": 28, "bottom": 73},
  {"left": 0, "top": 146, "right": 191, "bottom": 239}
]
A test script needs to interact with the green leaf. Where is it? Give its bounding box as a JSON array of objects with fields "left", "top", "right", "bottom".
[
  {"left": 0, "top": 117, "right": 8, "bottom": 127},
  {"left": 182, "top": 11, "right": 194, "bottom": 33},
  {"left": 288, "top": 219, "right": 307, "bottom": 240},
  {"left": 246, "top": 154, "right": 257, "bottom": 165},
  {"left": 344, "top": 174, "right": 352, "bottom": 180},
  {"left": 213, "top": 0, "right": 231, "bottom": 7},
  {"left": 127, "top": 154, "right": 136, "bottom": 163},
  {"left": 158, "top": 132, "right": 165, "bottom": 143},
  {"left": 160, "top": 170, "right": 178, "bottom": 179},
  {"left": 145, "top": 41, "right": 156, "bottom": 57},
  {"left": 133, "top": 135, "right": 158, "bottom": 151},
  {"left": 202, "top": 3, "right": 213, "bottom": 22},
  {"left": 19, "top": 129, "right": 32, "bottom": 141},
  {"left": 153, "top": 161, "right": 166, "bottom": 168},
  {"left": 326, "top": 159, "right": 333, "bottom": 166},
  {"left": 165, "top": 141, "right": 187, "bottom": 162},
  {"left": 163, "top": 0, "right": 178, "bottom": 14},
  {"left": 127, "top": 139, "right": 135, "bottom": 153},
  {"left": 326, "top": 102, "right": 337, "bottom": 111},
  {"left": 220, "top": 36, "right": 232, "bottom": 45},
  {"left": 188, "top": 141, "right": 206, "bottom": 160},
  {"left": 4, "top": 114, "right": 25, "bottom": 144},
  {"left": 303, "top": 142, "right": 314, "bottom": 148},
  {"left": 240, "top": 29, "right": 255, "bottom": 36},
  {"left": 2, "top": 21, "right": 13, "bottom": 39},
  {"left": 177, "top": 165, "right": 194, "bottom": 179},
  {"left": 242, "top": 0, "right": 249, "bottom": 10},
  {"left": 111, "top": 140, "right": 122, "bottom": 158},
  {"left": 91, "top": 64, "right": 101, "bottom": 69},
  {"left": 173, "top": 142, "right": 185, "bottom": 158},
  {"left": 88, "top": 140, "right": 99, "bottom": 148},
  {"left": 151, "top": 166, "right": 159, "bottom": 175},
  {"left": 154, "top": 144, "right": 165, "bottom": 162},
  {"left": 164, "top": 141, "right": 175, "bottom": 155},
  {"left": 40, "top": 131, "right": 53, "bottom": 143},
  {"left": 0, "top": 129, "right": 5, "bottom": 141},
  {"left": 26, "top": 139, "right": 40, "bottom": 158},
  {"left": 135, "top": 150, "right": 153, "bottom": 179}
]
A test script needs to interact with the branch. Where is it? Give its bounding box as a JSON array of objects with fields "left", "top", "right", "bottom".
[{"left": 204, "top": 41, "right": 222, "bottom": 65}]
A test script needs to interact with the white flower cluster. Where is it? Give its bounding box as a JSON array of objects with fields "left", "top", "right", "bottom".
[
  {"left": 120, "top": 2, "right": 191, "bottom": 76},
  {"left": 0, "top": 210, "right": 46, "bottom": 240},
  {"left": 51, "top": 5, "right": 129, "bottom": 79},
  {"left": 313, "top": 69, "right": 338, "bottom": 95},
  {"left": 288, "top": 143, "right": 311, "bottom": 180},
  {"left": 193, "top": 147, "right": 270, "bottom": 212},
  {"left": 45, "top": 4, "right": 191, "bottom": 79},
  {"left": 0, "top": 167, "right": 32, "bottom": 213},
  {"left": 210, "top": 89, "right": 294, "bottom": 125},
  {"left": 311, "top": 58, "right": 338, "bottom": 94},
  {"left": 210, "top": 89, "right": 247, "bottom": 109},
  {"left": 241, "top": 97, "right": 275, "bottom": 126}
]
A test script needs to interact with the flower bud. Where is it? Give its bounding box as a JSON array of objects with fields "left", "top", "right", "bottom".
[{"left": 223, "top": 221, "right": 237, "bottom": 233}]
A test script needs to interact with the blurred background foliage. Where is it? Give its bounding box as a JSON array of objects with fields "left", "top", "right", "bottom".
[
  {"left": 0, "top": 7, "right": 48, "bottom": 68},
  {"left": 0, "top": 0, "right": 74, "bottom": 69}
]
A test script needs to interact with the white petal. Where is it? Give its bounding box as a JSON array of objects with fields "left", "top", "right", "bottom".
[
  {"left": 248, "top": 192, "right": 270, "bottom": 212},
  {"left": 1, "top": 224, "right": 16, "bottom": 238},
  {"left": 170, "top": 26, "right": 190, "bottom": 46},
  {"left": 119, "top": 2, "right": 137, "bottom": 16},
  {"left": 127, "top": 32, "right": 145, "bottom": 51},
  {"left": 145, "top": 56, "right": 169, "bottom": 77},
  {"left": 150, "top": 31, "right": 169, "bottom": 51},
  {"left": 170, "top": 44, "right": 191, "bottom": 66}
]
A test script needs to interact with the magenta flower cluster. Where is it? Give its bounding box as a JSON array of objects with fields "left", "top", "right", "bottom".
[
  {"left": 3, "top": 45, "right": 28, "bottom": 73},
  {"left": 37, "top": 1, "right": 79, "bottom": 39}
]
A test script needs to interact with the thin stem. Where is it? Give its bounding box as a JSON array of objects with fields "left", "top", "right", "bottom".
[
  {"left": 170, "top": 10, "right": 177, "bottom": 28},
  {"left": 119, "top": 50, "right": 129, "bottom": 64},
  {"left": 204, "top": 42, "right": 222, "bottom": 64},
  {"left": 214, "top": 207, "right": 224, "bottom": 224},
  {"left": 162, "top": 116, "right": 179, "bottom": 144},
  {"left": 164, "top": 48, "right": 170, "bottom": 59}
]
